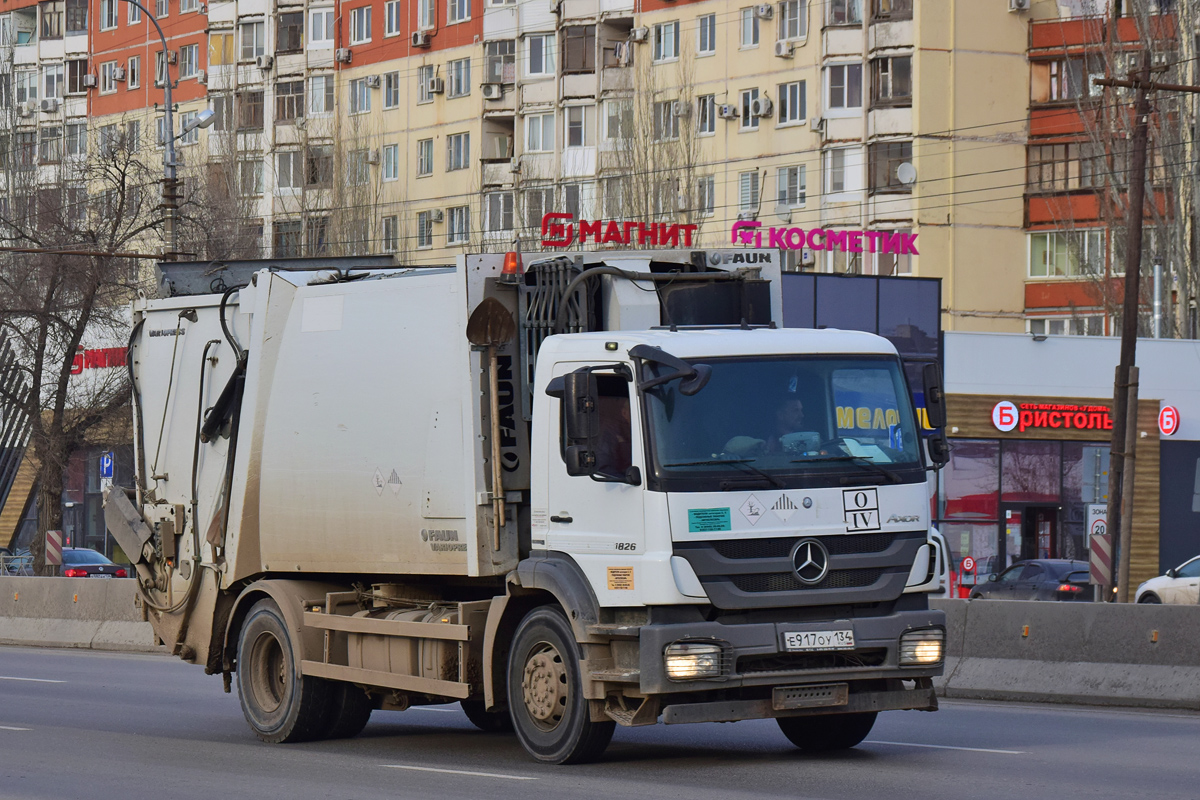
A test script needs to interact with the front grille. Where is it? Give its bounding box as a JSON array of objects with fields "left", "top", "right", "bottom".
[
  {"left": 738, "top": 649, "right": 888, "bottom": 674},
  {"left": 730, "top": 568, "right": 885, "bottom": 593},
  {"left": 710, "top": 532, "right": 899, "bottom": 560}
]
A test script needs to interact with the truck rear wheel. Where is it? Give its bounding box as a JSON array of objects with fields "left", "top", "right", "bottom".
[
  {"left": 507, "top": 606, "right": 614, "bottom": 764},
  {"left": 320, "top": 683, "right": 373, "bottom": 740},
  {"left": 777, "top": 712, "right": 878, "bottom": 752},
  {"left": 236, "top": 598, "right": 330, "bottom": 743}
]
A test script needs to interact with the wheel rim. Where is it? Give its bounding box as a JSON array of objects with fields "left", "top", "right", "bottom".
[
  {"left": 521, "top": 640, "right": 567, "bottom": 732},
  {"left": 249, "top": 630, "right": 287, "bottom": 714}
]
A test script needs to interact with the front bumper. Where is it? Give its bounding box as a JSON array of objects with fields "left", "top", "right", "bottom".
[
  {"left": 638, "top": 608, "right": 945, "bottom": 695},
  {"left": 662, "top": 684, "right": 938, "bottom": 724}
]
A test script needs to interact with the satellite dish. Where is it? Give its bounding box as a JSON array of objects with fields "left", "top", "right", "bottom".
[{"left": 896, "top": 162, "right": 917, "bottom": 186}]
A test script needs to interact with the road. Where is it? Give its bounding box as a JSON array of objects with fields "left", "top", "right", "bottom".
[{"left": 1, "top": 645, "right": 1197, "bottom": 800}]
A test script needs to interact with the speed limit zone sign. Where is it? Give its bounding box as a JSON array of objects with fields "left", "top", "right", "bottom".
[{"left": 961, "top": 556, "right": 976, "bottom": 573}]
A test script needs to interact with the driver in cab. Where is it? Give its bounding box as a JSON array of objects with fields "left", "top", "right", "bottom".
[{"left": 724, "top": 395, "right": 822, "bottom": 458}]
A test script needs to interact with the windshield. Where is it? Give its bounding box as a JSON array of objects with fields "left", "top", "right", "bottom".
[{"left": 643, "top": 355, "right": 923, "bottom": 491}]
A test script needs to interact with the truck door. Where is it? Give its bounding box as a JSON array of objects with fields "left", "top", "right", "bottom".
[{"left": 545, "top": 365, "right": 646, "bottom": 567}]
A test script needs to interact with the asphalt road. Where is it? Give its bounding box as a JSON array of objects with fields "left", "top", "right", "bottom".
[{"left": 1, "top": 645, "right": 1197, "bottom": 800}]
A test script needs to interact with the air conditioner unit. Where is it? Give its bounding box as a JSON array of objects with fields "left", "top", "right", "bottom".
[
  {"left": 481, "top": 83, "right": 503, "bottom": 100},
  {"left": 17, "top": 104, "right": 31, "bottom": 118},
  {"left": 167, "top": 50, "right": 178, "bottom": 64},
  {"left": 197, "top": 69, "right": 207, "bottom": 84},
  {"left": 365, "top": 74, "right": 380, "bottom": 88},
  {"left": 774, "top": 40, "right": 794, "bottom": 58},
  {"left": 630, "top": 27, "right": 649, "bottom": 43},
  {"left": 799, "top": 247, "right": 815, "bottom": 266},
  {"left": 1008, "top": 0, "right": 1029, "bottom": 10},
  {"left": 717, "top": 103, "right": 739, "bottom": 119},
  {"left": 430, "top": 209, "right": 445, "bottom": 223},
  {"left": 754, "top": 4, "right": 773, "bottom": 19},
  {"left": 671, "top": 99, "right": 692, "bottom": 117},
  {"left": 256, "top": 55, "right": 273, "bottom": 70},
  {"left": 335, "top": 48, "right": 353, "bottom": 63},
  {"left": 412, "top": 30, "right": 431, "bottom": 47},
  {"left": 113, "top": 67, "right": 126, "bottom": 81},
  {"left": 736, "top": 210, "right": 757, "bottom": 221},
  {"left": 40, "top": 98, "right": 58, "bottom": 113},
  {"left": 81, "top": 74, "right": 97, "bottom": 88},
  {"left": 366, "top": 149, "right": 379, "bottom": 164},
  {"left": 427, "top": 76, "right": 445, "bottom": 94},
  {"left": 750, "top": 96, "right": 773, "bottom": 118}
]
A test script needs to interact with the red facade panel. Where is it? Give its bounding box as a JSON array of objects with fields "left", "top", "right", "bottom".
[{"left": 1024, "top": 280, "right": 1108, "bottom": 311}]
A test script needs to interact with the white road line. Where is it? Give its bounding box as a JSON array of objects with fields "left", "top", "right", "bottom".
[
  {"left": 382, "top": 765, "right": 536, "bottom": 781},
  {"left": 406, "top": 706, "right": 459, "bottom": 713},
  {"left": 868, "top": 740, "right": 1024, "bottom": 755},
  {"left": 0, "top": 676, "right": 65, "bottom": 684},
  {"left": 0, "top": 726, "right": 32, "bottom": 731}
]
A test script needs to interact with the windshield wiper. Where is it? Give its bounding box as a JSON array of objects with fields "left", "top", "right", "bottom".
[
  {"left": 790, "top": 455, "right": 903, "bottom": 484},
  {"left": 664, "top": 458, "right": 786, "bottom": 489}
]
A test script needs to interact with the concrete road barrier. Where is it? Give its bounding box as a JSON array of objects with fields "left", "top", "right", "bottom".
[
  {"left": 932, "top": 598, "right": 1200, "bottom": 709},
  {"left": 0, "top": 576, "right": 163, "bottom": 653}
]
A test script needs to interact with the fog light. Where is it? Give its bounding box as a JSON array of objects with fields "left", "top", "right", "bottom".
[
  {"left": 899, "top": 629, "right": 944, "bottom": 665},
  {"left": 664, "top": 641, "right": 723, "bottom": 680}
]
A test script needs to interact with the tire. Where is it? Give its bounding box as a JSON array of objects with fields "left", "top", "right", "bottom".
[
  {"left": 236, "top": 598, "right": 331, "bottom": 744},
  {"left": 777, "top": 712, "right": 878, "bottom": 752},
  {"left": 321, "top": 682, "right": 373, "bottom": 740},
  {"left": 507, "top": 606, "right": 614, "bottom": 764},
  {"left": 1138, "top": 593, "right": 1162, "bottom": 604},
  {"left": 461, "top": 699, "right": 514, "bottom": 732}
]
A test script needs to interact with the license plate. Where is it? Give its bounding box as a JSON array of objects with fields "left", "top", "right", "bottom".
[
  {"left": 783, "top": 630, "right": 855, "bottom": 652},
  {"left": 93, "top": 574, "right": 113, "bottom": 579}
]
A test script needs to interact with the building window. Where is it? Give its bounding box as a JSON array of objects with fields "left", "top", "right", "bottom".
[
  {"left": 447, "top": 132, "right": 470, "bottom": 170},
  {"left": 778, "top": 80, "right": 805, "bottom": 124},
  {"left": 825, "top": 147, "right": 863, "bottom": 193},
  {"left": 875, "top": 228, "right": 913, "bottom": 275},
  {"left": 383, "top": 72, "right": 400, "bottom": 108},
  {"left": 417, "top": 211, "right": 434, "bottom": 248},
  {"left": 698, "top": 14, "right": 716, "bottom": 54},
  {"left": 653, "top": 21, "right": 679, "bottom": 62},
  {"left": 240, "top": 21, "right": 265, "bottom": 61},
  {"left": 485, "top": 191, "right": 514, "bottom": 232},
  {"left": 653, "top": 100, "right": 678, "bottom": 141},
  {"left": 309, "top": 75, "right": 334, "bottom": 114},
  {"left": 740, "top": 8, "right": 759, "bottom": 47},
  {"left": 42, "top": 1, "right": 63, "bottom": 39},
  {"left": 525, "top": 186, "right": 554, "bottom": 230},
  {"left": 65, "top": 60, "right": 87, "bottom": 95},
  {"left": 827, "top": 63, "right": 863, "bottom": 111},
  {"left": 128, "top": 56, "right": 140, "bottom": 88},
  {"left": 868, "top": 140, "right": 912, "bottom": 194},
  {"left": 448, "top": 205, "right": 469, "bottom": 243},
  {"left": 738, "top": 170, "right": 760, "bottom": 213},
  {"left": 65, "top": 122, "right": 86, "bottom": 156},
  {"left": 565, "top": 105, "right": 595, "bottom": 147},
  {"left": 873, "top": 0, "right": 912, "bottom": 21},
  {"left": 100, "top": 0, "right": 117, "bottom": 30},
  {"left": 276, "top": 80, "right": 304, "bottom": 123},
  {"left": 43, "top": 64, "right": 63, "bottom": 99},
  {"left": 277, "top": 12, "right": 303, "bottom": 52},
  {"left": 1029, "top": 230, "right": 1106, "bottom": 278},
  {"left": 385, "top": 0, "right": 401, "bottom": 36},
  {"left": 128, "top": 0, "right": 140, "bottom": 23},
  {"left": 382, "top": 143, "right": 398, "bottom": 180},
  {"left": 1027, "top": 316, "right": 1104, "bottom": 337},
  {"left": 486, "top": 40, "right": 516, "bottom": 84},
  {"left": 306, "top": 216, "right": 330, "bottom": 255},
  {"left": 240, "top": 158, "right": 264, "bottom": 196},
  {"left": 1026, "top": 143, "right": 1103, "bottom": 192},
  {"left": 526, "top": 112, "right": 554, "bottom": 151},
  {"left": 155, "top": 0, "right": 167, "bottom": 17},
  {"left": 349, "top": 6, "right": 371, "bottom": 43},
  {"left": 39, "top": 125, "right": 62, "bottom": 163},
  {"left": 307, "top": 145, "right": 333, "bottom": 186},
  {"left": 310, "top": 9, "right": 334, "bottom": 47},
  {"left": 777, "top": 165, "right": 806, "bottom": 208},
  {"left": 98, "top": 62, "right": 116, "bottom": 95},
  {"left": 563, "top": 26, "right": 595, "bottom": 74},
  {"left": 448, "top": 0, "right": 470, "bottom": 24},
  {"left": 528, "top": 34, "right": 555, "bottom": 76},
  {"left": 697, "top": 95, "right": 716, "bottom": 135},
  {"left": 448, "top": 58, "right": 471, "bottom": 97},
  {"left": 126, "top": 120, "right": 140, "bottom": 151},
  {"left": 155, "top": 51, "right": 168, "bottom": 86},
  {"left": 209, "top": 32, "right": 234, "bottom": 65},
  {"left": 276, "top": 150, "right": 302, "bottom": 190},
  {"left": 178, "top": 44, "right": 199, "bottom": 79},
  {"left": 418, "top": 0, "right": 434, "bottom": 29},
  {"left": 417, "top": 138, "right": 433, "bottom": 175},
  {"left": 872, "top": 55, "right": 911, "bottom": 105},
  {"left": 697, "top": 175, "right": 715, "bottom": 215},
  {"left": 417, "top": 65, "right": 434, "bottom": 103},
  {"left": 382, "top": 215, "right": 399, "bottom": 252},
  {"left": 778, "top": 0, "right": 807, "bottom": 40},
  {"left": 347, "top": 149, "right": 370, "bottom": 185},
  {"left": 65, "top": 0, "right": 86, "bottom": 32},
  {"left": 238, "top": 90, "right": 264, "bottom": 130},
  {"left": 274, "top": 220, "right": 302, "bottom": 257},
  {"left": 740, "top": 88, "right": 760, "bottom": 130},
  {"left": 1031, "top": 57, "right": 1099, "bottom": 104},
  {"left": 604, "top": 100, "right": 630, "bottom": 140},
  {"left": 829, "top": 0, "right": 863, "bottom": 25},
  {"left": 180, "top": 0, "right": 198, "bottom": 12},
  {"left": 349, "top": 77, "right": 371, "bottom": 114},
  {"left": 178, "top": 111, "right": 200, "bottom": 144}
]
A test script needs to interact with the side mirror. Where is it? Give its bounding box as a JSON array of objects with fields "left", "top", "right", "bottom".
[
  {"left": 922, "top": 363, "right": 948, "bottom": 430},
  {"left": 562, "top": 370, "right": 599, "bottom": 441},
  {"left": 927, "top": 431, "right": 950, "bottom": 467},
  {"left": 1166, "top": 568, "right": 1176, "bottom": 579},
  {"left": 564, "top": 444, "right": 596, "bottom": 477},
  {"left": 988, "top": 573, "right": 998, "bottom": 582}
]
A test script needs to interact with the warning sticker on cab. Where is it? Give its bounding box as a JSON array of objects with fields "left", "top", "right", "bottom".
[
  {"left": 688, "top": 508, "right": 731, "bottom": 532},
  {"left": 607, "top": 567, "right": 634, "bottom": 590}
]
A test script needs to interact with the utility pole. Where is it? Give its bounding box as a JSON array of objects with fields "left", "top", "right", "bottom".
[{"left": 1092, "top": 58, "right": 1200, "bottom": 602}]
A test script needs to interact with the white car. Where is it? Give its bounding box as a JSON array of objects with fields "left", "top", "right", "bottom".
[{"left": 1135, "top": 556, "right": 1200, "bottom": 604}]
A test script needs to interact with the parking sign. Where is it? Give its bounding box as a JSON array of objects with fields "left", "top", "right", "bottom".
[{"left": 100, "top": 452, "right": 114, "bottom": 479}]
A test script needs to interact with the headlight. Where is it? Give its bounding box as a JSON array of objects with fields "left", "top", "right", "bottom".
[
  {"left": 664, "top": 641, "right": 724, "bottom": 680},
  {"left": 899, "top": 629, "right": 944, "bottom": 666}
]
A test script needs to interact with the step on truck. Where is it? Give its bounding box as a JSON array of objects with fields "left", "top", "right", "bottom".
[{"left": 106, "top": 249, "right": 950, "bottom": 764}]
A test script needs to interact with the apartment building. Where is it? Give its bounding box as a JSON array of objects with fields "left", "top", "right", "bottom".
[{"left": 0, "top": 0, "right": 1187, "bottom": 334}]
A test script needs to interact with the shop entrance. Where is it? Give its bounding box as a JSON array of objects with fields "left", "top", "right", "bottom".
[{"left": 1000, "top": 504, "right": 1061, "bottom": 568}]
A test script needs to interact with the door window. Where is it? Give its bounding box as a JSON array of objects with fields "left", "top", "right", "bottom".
[
  {"left": 1019, "top": 563, "right": 1044, "bottom": 581},
  {"left": 1175, "top": 558, "right": 1200, "bottom": 579},
  {"left": 997, "top": 565, "right": 1023, "bottom": 584}
]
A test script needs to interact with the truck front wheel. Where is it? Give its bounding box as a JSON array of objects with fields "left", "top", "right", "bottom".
[
  {"left": 777, "top": 712, "right": 877, "bottom": 752},
  {"left": 236, "top": 598, "right": 331, "bottom": 743},
  {"left": 507, "top": 606, "right": 614, "bottom": 764}
]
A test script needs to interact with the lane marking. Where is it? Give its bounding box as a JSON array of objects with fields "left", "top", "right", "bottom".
[
  {"left": 382, "top": 765, "right": 536, "bottom": 781},
  {"left": 0, "top": 726, "right": 31, "bottom": 731},
  {"left": 407, "top": 706, "right": 459, "bottom": 713},
  {"left": 0, "top": 676, "right": 65, "bottom": 684},
  {"left": 868, "top": 740, "right": 1024, "bottom": 755}
]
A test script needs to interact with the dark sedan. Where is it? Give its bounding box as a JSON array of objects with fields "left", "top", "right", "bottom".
[
  {"left": 60, "top": 547, "right": 127, "bottom": 578},
  {"left": 970, "top": 559, "right": 1091, "bottom": 601}
]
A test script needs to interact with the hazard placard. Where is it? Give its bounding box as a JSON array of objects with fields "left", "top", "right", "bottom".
[{"left": 45, "top": 530, "right": 63, "bottom": 567}]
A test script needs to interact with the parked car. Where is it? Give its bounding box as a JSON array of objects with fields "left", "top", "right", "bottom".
[
  {"left": 1135, "top": 556, "right": 1200, "bottom": 604},
  {"left": 970, "top": 559, "right": 1091, "bottom": 601},
  {"left": 60, "top": 547, "right": 127, "bottom": 578}
]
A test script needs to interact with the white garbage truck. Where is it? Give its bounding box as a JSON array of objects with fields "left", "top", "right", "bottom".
[{"left": 107, "top": 248, "right": 949, "bottom": 764}]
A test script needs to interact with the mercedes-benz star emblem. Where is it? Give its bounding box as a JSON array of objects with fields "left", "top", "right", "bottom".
[{"left": 791, "top": 539, "right": 830, "bottom": 585}]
